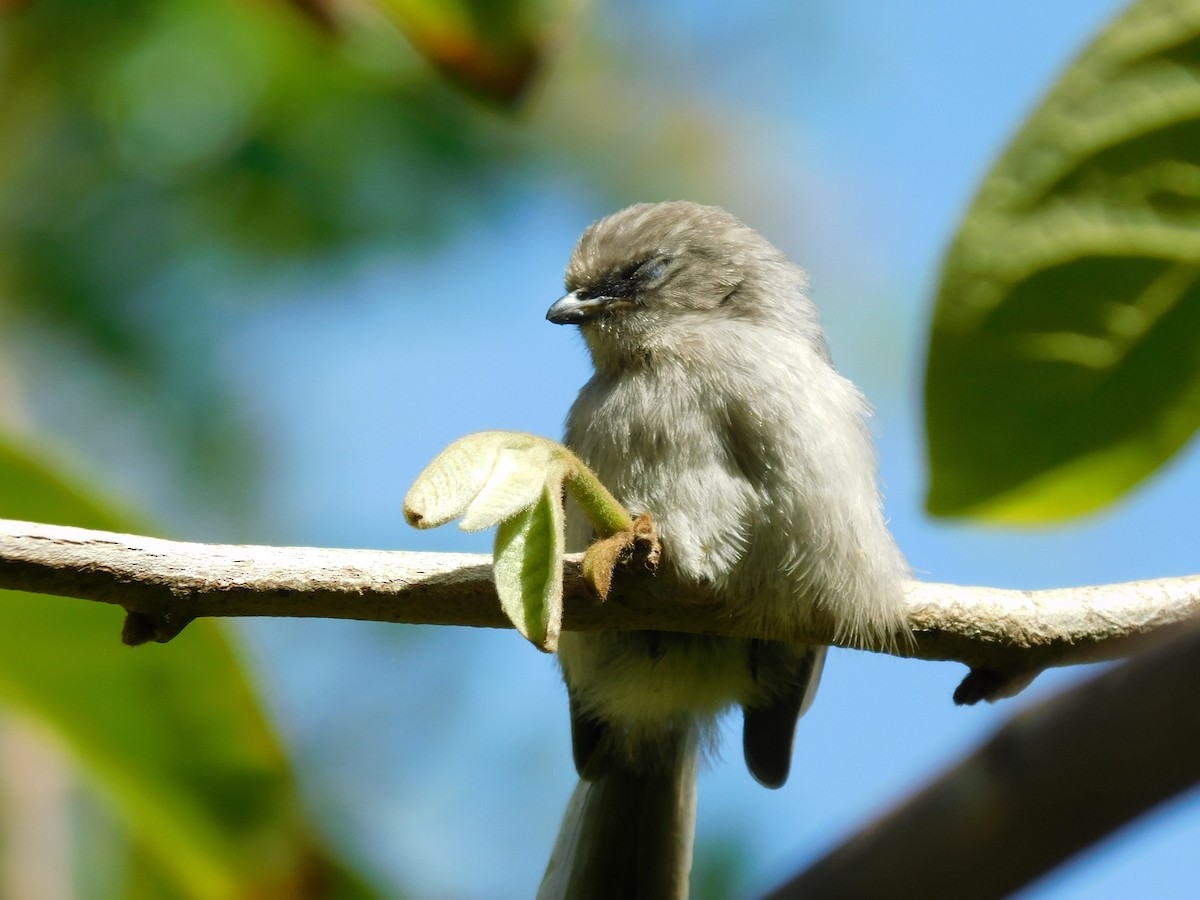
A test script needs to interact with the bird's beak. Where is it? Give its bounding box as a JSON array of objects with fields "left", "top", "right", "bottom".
[{"left": 546, "top": 291, "right": 628, "bottom": 325}]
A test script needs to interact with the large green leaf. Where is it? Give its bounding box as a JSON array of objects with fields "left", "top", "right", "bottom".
[
  {"left": 925, "top": 0, "right": 1200, "bottom": 522},
  {"left": 0, "top": 435, "right": 372, "bottom": 898}
]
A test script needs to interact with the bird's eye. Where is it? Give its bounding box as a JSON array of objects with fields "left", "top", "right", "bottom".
[{"left": 637, "top": 256, "right": 670, "bottom": 283}]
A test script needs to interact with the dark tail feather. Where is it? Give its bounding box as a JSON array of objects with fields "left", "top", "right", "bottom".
[
  {"left": 743, "top": 644, "right": 827, "bottom": 788},
  {"left": 537, "top": 735, "right": 698, "bottom": 900}
]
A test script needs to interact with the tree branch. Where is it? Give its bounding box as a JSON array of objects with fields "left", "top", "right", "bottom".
[
  {"left": 0, "top": 518, "right": 1197, "bottom": 689},
  {"left": 764, "top": 617, "right": 1200, "bottom": 900}
]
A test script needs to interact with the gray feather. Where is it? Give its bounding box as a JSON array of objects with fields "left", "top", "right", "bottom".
[{"left": 538, "top": 734, "right": 698, "bottom": 900}]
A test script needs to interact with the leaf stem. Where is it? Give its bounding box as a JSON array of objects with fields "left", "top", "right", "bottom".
[{"left": 561, "top": 456, "right": 634, "bottom": 537}]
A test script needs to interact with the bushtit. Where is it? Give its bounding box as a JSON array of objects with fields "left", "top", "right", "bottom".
[{"left": 538, "top": 202, "right": 908, "bottom": 899}]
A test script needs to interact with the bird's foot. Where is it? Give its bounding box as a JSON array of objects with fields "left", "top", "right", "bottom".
[{"left": 581, "top": 512, "right": 660, "bottom": 600}]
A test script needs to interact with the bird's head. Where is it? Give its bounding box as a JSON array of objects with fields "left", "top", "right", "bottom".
[{"left": 547, "top": 201, "right": 819, "bottom": 373}]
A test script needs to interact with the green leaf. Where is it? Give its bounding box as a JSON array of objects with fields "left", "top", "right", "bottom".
[
  {"left": 406, "top": 431, "right": 641, "bottom": 650},
  {"left": 371, "top": 0, "right": 580, "bottom": 106},
  {"left": 405, "top": 430, "right": 561, "bottom": 531},
  {"left": 0, "top": 433, "right": 365, "bottom": 897},
  {"left": 925, "top": 0, "right": 1200, "bottom": 522},
  {"left": 493, "top": 484, "right": 564, "bottom": 652}
]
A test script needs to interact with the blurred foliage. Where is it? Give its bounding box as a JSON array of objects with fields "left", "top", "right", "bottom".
[
  {"left": 0, "top": 435, "right": 380, "bottom": 897},
  {"left": 0, "top": 0, "right": 517, "bottom": 517},
  {"left": 691, "top": 833, "right": 754, "bottom": 900},
  {"left": 0, "top": 0, "right": 726, "bottom": 527},
  {"left": 925, "top": 0, "right": 1200, "bottom": 522},
  {"left": 370, "top": 0, "right": 584, "bottom": 105}
]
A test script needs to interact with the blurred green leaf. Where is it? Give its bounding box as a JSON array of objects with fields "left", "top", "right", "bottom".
[
  {"left": 0, "top": 433, "right": 374, "bottom": 898},
  {"left": 493, "top": 485, "right": 564, "bottom": 653},
  {"left": 691, "top": 833, "right": 753, "bottom": 900},
  {"left": 926, "top": 0, "right": 1200, "bottom": 522},
  {"left": 0, "top": 0, "right": 510, "bottom": 519},
  {"left": 374, "top": 0, "right": 579, "bottom": 106}
]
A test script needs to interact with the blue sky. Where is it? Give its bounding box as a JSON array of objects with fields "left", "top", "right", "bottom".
[{"left": 186, "top": 1, "right": 1200, "bottom": 896}]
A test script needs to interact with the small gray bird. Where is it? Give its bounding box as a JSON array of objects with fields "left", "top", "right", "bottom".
[{"left": 538, "top": 202, "right": 909, "bottom": 899}]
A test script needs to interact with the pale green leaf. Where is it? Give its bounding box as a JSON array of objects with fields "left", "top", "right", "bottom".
[
  {"left": 926, "top": 0, "right": 1200, "bottom": 522},
  {"left": 405, "top": 430, "right": 562, "bottom": 531},
  {"left": 461, "top": 442, "right": 558, "bottom": 531},
  {"left": 493, "top": 484, "right": 564, "bottom": 653},
  {"left": 405, "top": 431, "right": 510, "bottom": 529}
]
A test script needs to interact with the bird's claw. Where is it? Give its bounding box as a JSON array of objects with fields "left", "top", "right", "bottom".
[{"left": 581, "top": 512, "right": 660, "bottom": 600}]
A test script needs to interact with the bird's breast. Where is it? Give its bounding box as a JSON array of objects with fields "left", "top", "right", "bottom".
[{"left": 565, "top": 367, "right": 758, "bottom": 584}]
